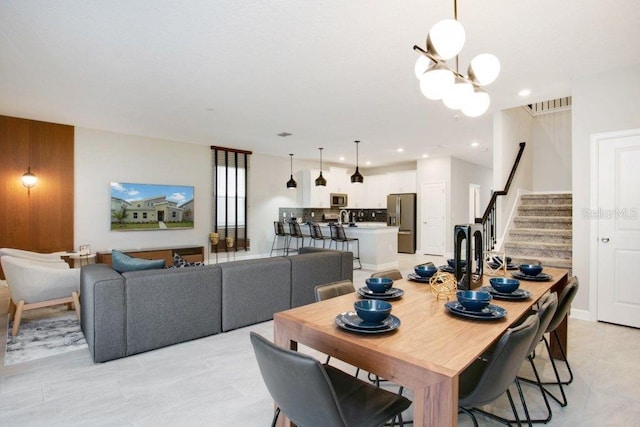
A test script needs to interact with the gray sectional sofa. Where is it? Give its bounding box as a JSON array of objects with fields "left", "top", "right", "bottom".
[{"left": 80, "top": 247, "right": 353, "bottom": 362}]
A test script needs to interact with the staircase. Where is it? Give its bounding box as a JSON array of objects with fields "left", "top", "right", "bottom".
[{"left": 504, "top": 193, "right": 572, "bottom": 269}]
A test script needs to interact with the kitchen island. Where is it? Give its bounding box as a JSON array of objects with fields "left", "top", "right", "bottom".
[{"left": 317, "top": 222, "right": 398, "bottom": 270}]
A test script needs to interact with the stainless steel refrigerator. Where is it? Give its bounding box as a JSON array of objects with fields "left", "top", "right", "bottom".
[{"left": 387, "top": 193, "right": 417, "bottom": 253}]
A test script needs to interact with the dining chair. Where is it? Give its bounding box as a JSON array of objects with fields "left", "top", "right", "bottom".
[
  {"left": 486, "top": 292, "right": 558, "bottom": 425},
  {"left": 370, "top": 269, "right": 403, "bottom": 281},
  {"left": 458, "top": 313, "right": 540, "bottom": 427},
  {"left": 270, "top": 221, "right": 289, "bottom": 257},
  {"left": 250, "top": 332, "right": 411, "bottom": 427},
  {"left": 308, "top": 223, "right": 332, "bottom": 248},
  {"left": 520, "top": 276, "right": 579, "bottom": 408}
]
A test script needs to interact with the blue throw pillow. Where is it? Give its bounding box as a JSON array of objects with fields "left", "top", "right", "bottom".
[{"left": 111, "top": 250, "right": 165, "bottom": 273}]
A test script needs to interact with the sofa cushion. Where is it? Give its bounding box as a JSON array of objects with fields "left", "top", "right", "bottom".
[
  {"left": 219, "top": 257, "right": 292, "bottom": 332},
  {"left": 122, "top": 265, "right": 222, "bottom": 356},
  {"left": 111, "top": 250, "right": 165, "bottom": 273},
  {"left": 288, "top": 252, "right": 346, "bottom": 307}
]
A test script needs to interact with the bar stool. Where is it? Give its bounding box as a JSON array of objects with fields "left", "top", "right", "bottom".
[
  {"left": 308, "top": 223, "right": 332, "bottom": 248},
  {"left": 287, "top": 222, "right": 306, "bottom": 255},
  {"left": 270, "top": 221, "right": 289, "bottom": 257},
  {"left": 330, "top": 223, "right": 362, "bottom": 269}
]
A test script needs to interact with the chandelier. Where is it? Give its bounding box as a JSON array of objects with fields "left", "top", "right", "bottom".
[{"left": 413, "top": 1, "right": 500, "bottom": 117}]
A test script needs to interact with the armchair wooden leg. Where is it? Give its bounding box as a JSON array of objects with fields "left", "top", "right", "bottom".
[
  {"left": 72, "top": 291, "right": 81, "bottom": 320},
  {"left": 11, "top": 300, "right": 25, "bottom": 337},
  {"left": 8, "top": 298, "right": 16, "bottom": 321}
]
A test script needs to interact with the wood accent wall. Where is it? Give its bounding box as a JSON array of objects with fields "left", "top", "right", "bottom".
[{"left": 0, "top": 115, "right": 74, "bottom": 277}]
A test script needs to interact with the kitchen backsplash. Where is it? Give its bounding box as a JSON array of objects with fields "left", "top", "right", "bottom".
[{"left": 278, "top": 208, "right": 387, "bottom": 224}]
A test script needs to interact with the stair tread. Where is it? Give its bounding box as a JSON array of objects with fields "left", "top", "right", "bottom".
[{"left": 510, "top": 228, "right": 572, "bottom": 235}]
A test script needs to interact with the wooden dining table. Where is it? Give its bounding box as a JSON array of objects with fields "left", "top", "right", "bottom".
[{"left": 273, "top": 267, "right": 569, "bottom": 427}]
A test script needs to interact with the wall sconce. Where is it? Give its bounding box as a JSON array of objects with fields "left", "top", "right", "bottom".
[{"left": 22, "top": 166, "right": 37, "bottom": 195}]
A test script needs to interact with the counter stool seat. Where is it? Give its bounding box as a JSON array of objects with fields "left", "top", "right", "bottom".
[{"left": 329, "top": 223, "right": 362, "bottom": 270}]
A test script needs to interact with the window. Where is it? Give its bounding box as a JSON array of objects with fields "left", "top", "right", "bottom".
[
  {"left": 212, "top": 146, "right": 251, "bottom": 251},
  {"left": 143, "top": 212, "right": 147, "bottom": 219},
  {"left": 133, "top": 212, "right": 138, "bottom": 219}
]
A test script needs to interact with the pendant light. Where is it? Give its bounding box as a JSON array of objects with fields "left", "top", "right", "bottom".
[
  {"left": 286, "top": 153, "right": 297, "bottom": 189},
  {"left": 315, "top": 147, "right": 327, "bottom": 186},
  {"left": 350, "top": 140, "right": 364, "bottom": 183}
]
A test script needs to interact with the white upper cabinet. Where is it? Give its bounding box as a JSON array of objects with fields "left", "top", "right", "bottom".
[
  {"left": 297, "top": 169, "right": 330, "bottom": 207},
  {"left": 387, "top": 170, "right": 417, "bottom": 194},
  {"left": 363, "top": 174, "right": 388, "bottom": 208},
  {"left": 328, "top": 167, "right": 349, "bottom": 193}
]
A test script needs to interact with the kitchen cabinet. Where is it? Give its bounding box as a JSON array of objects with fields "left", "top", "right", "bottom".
[
  {"left": 297, "top": 169, "right": 329, "bottom": 207},
  {"left": 328, "top": 167, "right": 349, "bottom": 193},
  {"left": 387, "top": 170, "right": 416, "bottom": 193},
  {"left": 363, "top": 174, "right": 388, "bottom": 208}
]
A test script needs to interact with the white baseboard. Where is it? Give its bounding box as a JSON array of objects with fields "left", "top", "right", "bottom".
[{"left": 569, "top": 308, "right": 591, "bottom": 321}]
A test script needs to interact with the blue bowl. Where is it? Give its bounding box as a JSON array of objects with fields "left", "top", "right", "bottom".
[
  {"left": 520, "top": 264, "right": 543, "bottom": 276},
  {"left": 365, "top": 277, "right": 394, "bottom": 293},
  {"left": 489, "top": 277, "right": 520, "bottom": 293},
  {"left": 456, "top": 290, "right": 492, "bottom": 312},
  {"left": 447, "top": 258, "right": 468, "bottom": 269},
  {"left": 354, "top": 300, "right": 392, "bottom": 324},
  {"left": 414, "top": 264, "right": 437, "bottom": 278}
]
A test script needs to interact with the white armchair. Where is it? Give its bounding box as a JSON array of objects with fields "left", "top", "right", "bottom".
[
  {"left": 0, "top": 247, "right": 68, "bottom": 264},
  {"left": 0, "top": 255, "right": 80, "bottom": 336}
]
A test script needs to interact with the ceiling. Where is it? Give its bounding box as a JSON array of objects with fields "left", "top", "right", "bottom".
[{"left": 2, "top": 1, "right": 640, "bottom": 169}]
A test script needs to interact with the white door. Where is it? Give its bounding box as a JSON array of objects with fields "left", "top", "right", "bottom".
[
  {"left": 421, "top": 182, "right": 445, "bottom": 255},
  {"left": 596, "top": 129, "right": 640, "bottom": 328}
]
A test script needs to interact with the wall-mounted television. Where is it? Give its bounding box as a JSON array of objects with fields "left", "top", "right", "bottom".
[{"left": 110, "top": 182, "right": 194, "bottom": 231}]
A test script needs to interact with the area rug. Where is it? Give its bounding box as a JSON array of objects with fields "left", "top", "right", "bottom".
[{"left": 4, "top": 308, "right": 88, "bottom": 367}]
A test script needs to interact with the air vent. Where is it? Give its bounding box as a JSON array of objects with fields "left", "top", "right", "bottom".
[
  {"left": 277, "top": 132, "right": 292, "bottom": 137},
  {"left": 524, "top": 96, "right": 572, "bottom": 116}
]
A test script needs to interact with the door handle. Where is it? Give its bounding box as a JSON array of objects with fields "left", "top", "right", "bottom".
[{"left": 601, "top": 237, "right": 610, "bottom": 243}]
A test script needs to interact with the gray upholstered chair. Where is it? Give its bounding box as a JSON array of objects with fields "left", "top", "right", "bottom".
[
  {"left": 250, "top": 332, "right": 411, "bottom": 427},
  {"left": 370, "top": 269, "right": 403, "bottom": 281},
  {"left": 1, "top": 255, "right": 80, "bottom": 336},
  {"left": 458, "top": 313, "right": 540, "bottom": 426},
  {"left": 521, "top": 277, "right": 579, "bottom": 409},
  {"left": 314, "top": 280, "right": 354, "bottom": 302}
]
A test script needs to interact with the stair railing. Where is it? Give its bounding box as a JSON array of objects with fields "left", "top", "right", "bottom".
[{"left": 475, "top": 142, "right": 526, "bottom": 252}]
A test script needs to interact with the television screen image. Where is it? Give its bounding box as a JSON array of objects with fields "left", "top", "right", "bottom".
[{"left": 110, "top": 182, "right": 194, "bottom": 231}]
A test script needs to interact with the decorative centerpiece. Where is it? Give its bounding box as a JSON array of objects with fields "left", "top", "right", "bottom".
[
  {"left": 484, "top": 250, "right": 507, "bottom": 276},
  {"left": 429, "top": 271, "right": 457, "bottom": 300}
]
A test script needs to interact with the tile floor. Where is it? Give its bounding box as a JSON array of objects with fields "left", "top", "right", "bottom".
[{"left": 0, "top": 253, "right": 638, "bottom": 426}]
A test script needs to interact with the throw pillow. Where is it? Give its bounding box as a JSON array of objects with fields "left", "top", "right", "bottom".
[
  {"left": 111, "top": 250, "right": 165, "bottom": 273},
  {"left": 172, "top": 252, "right": 204, "bottom": 268}
]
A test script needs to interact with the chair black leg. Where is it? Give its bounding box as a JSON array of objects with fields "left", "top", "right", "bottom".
[
  {"left": 522, "top": 355, "right": 553, "bottom": 423},
  {"left": 506, "top": 389, "right": 523, "bottom": 427},
  {"left": 271, "top": 407, "right": 280, "bottom": 427},
  {"left": 551, "top": 330, "right": 574, "bottom": 385},
  {"left": 541, "top": 335, "right": 569, "bottom": 407},
  {"left": 515, "top": 378, "right": 533, "bottom": 426},
  {"left": 458, "top": 407, "right": 479, "bottom": 427}
]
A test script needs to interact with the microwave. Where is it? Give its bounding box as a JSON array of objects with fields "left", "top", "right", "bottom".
[{"left": 330, "top": 193, "right": 348, "bottom": 207}]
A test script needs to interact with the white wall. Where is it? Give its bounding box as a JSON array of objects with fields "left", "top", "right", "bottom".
[
  {"left": 450, "top": 157, "right": 493, "bottom": 228},
  {"left": 532, "top": 109, "right": 572, "bottom": 191},
  {"left": 493, "top": 108, "right": 533, "bottom": 238},
  {"left": 74, "top": 128, "right": 312, "bottom": 260},
  {"left": 75, "top": 128, "right": 213, "bottom": 254},
  {"left": 572, "top": 63, "right": 640, "bottom": 313}
]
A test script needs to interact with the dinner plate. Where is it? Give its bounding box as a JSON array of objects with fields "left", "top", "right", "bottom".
[
  {"left": 335, "top": 313, "right": 401, "bottom": 334},
  {"left": 357, "top": 287, "right": 404, "bottom": 300},
  {"left": 407, "top": 273, "right": 432, "bottom": 283},
  {"left": 480, "top": 286, "right": 531, "bottom": 301},
  {"left": 444, "top": 301, "right": 507, "bottom": 320},
  {"left": 438, "top": 265, "right": 455, "bottom": 273},
  {"left": 512, "top": 271, "right": 553, "bottom": 282}
]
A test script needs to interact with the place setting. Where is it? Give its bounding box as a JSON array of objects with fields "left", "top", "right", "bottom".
[
  {"left": 407, "top": 263, "right": 438, "bottom": 283},
  {"left": 437, "top": 258, "right": 466, "bottom": 274},
  {"left": 444, "top": 290, "right": 507, "bottom": 320},
  {"left": 357, "top": 277, "right": 404, "bottom": 300},
  {"left": 512, "top": 263, "right": 553, "bottom": 282},
  {"left": 486, "top": 255, "right": 519, "bottom": 270},
  {"left": 480, "top": 277, "right": 531, "bottom": 301},
  {"left": 335, "top": 300, "right": 401, "bottom": 334}
]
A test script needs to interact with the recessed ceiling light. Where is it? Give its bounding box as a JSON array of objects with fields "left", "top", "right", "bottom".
[
  {"left": 471, "top": 142, "right": 479, "bottom": 147},
  {"left": 518, "top": 89, "right": 531, "bottom": 97},
  {"left": 422, "top": 154, "right": 429, "bottom": 158},
  {"left": 339, "top": 156, "right": 345, "bottom": 161},
  {"left": 397, "top": 148, "right": 404, "bottom": 153},
  {"left": 366, "top": 161, "right": 371, "bottom": 166}
]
